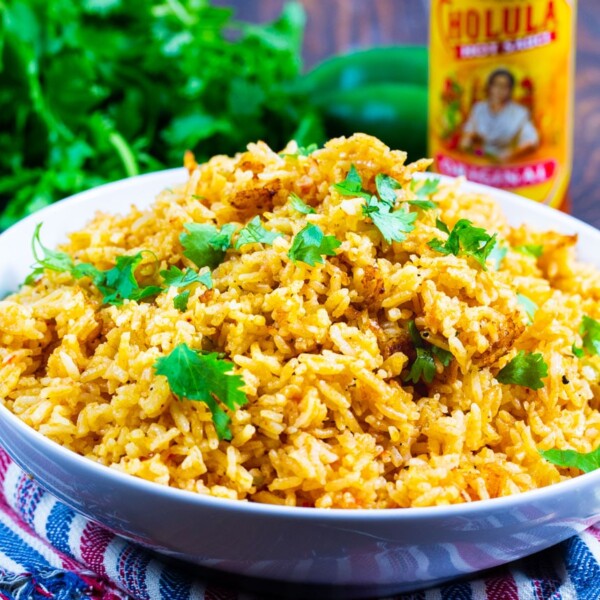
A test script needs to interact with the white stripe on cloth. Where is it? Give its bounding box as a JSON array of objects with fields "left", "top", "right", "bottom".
[
  {"left": 32, "top": 495, "right": 55, "bottom": 542},
  {"left": 581, "top": 529, "right": 600, "bottom": 564},
  {"left": 0, "top": 548, "right": 26, "bottom": 575},
  {"left": 189, "top": 580, "right": 208, "bottom": 600},
  {"left": 2, "top": 463, "right": 23, "bottom": 514},
  {"left": 103, "top": 536, "right": 128, "bottom": 588},
  {"left": 144, "top": 558, "right": 164, "bottom": 599},
  {"left": 67, "top": 513, "right": 89, "bottom": 563}
]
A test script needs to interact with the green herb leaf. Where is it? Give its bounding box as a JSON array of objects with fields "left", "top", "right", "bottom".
[
  {"left": 517, "top": 293, "right": 539, "bottom": 324},
  {"left": 515, "top": 244, "right": 544, "bottom": 258},
  {"left": 333, "top": 164, "right": 371, "bottom": 200},
  {"left": 154, "top": 343, "right": 248, "bottom": 440},
  {"left": 428, "top": 219, "right": 497, "bottom": 269},
  {"left": 435, "top": 218, "right": 450, "bottom": 235},
  {"left": 362, "top": 196, "right": 417, "bottom": 244},
  {"left": 289, "top": 192, "right": 316, "bottom": 214},
  {"left": 572, "top": 343, "right": 585, "bottom": 358},
  {"left": 173, "top": 290, "right": 191, "bottom": 312},
  {"left": 26, "top": 223, "right": 76, "bottom": 284},
  {"left": 374, "top": 173, "right": 400, "bottom": 209},
  {"left": 161, "top": 265, "right": 213, "bottom": 289},
  {"left": 281, "top": 143, "right": 318, "bottom": 157},
  {"left": 97, "top": 253, "right": 162, "bottom": 306},
  {"left": 235, "top": 216, "right": 282, "bottom": 249},
  {"left": 404, "top": 320, "right": 453, "bottom": 383},
  {"left": 579, "top": 315, "right": 600, "bottom": 356},
  {"left": 540, "top": 447, "right": 600, "bottom": 474},
  {"left": 288, "top": 224, "right": 341, "bottom": 266},
  {"left": 495, "top": 350, "right": 548, "bottom": 390},
  {"left": 405, "top": 347, "right": 436, "bottom": 384},
  {"left": 180, "top": 223, "right": 235, "bottom": 269},
  {"left": 408, "top": 177, "right": 439, "bottom": 210},
  {"left": 488, "top": 242, "right": 508, "bottom": 270}
]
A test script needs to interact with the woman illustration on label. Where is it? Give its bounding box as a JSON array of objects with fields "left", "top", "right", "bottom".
[{"left": 459, "top": 68, "right": 539, "bottom": 162}]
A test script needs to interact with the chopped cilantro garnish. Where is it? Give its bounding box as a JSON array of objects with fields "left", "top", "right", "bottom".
[
  {"left": 288, "top": 224, "right": 341, "bottom": 266},
  {"left": 235, "top": 216, "right": 282, "bottom": 249},
  {"left": 374, "top": 173, "right": 400, "bottom": 209},
  {"left": 333, "top": 165, "right": 371, "bottom": 200},
  {"left": 404, "top": 320, "right": 453, "bottom": 384},
  {"left": 516, "top": 293, "right": 538, "bottom": 324},
  {"left": 154, "top": 343, "right": 248, "bottom": 441},
  {"left": 435, "top": 218, "right": 450, "bottom": 235},
  {"left": 579, "top": 315, "right": 600, "bottom": 356},
  {"left": 180, "top": 223, "right": 236, "bottom": 269},
  {"left": 572, "top": 343, "right": 585, "bottom": 359},
  {"left": 488, "top": 241, "right": 508, "bottom": 270},
  {"left": 428, "top": 218, "right": 497, "bottom": 270},
  {"left": 362, "top": 196, "right": 417, "bottom": 244},
  {"left": 515, "top": 244, "right": 544, "bottom": 258},
  {"left": 495, "top": 350, "right": 548, "bottom": 390},
  {"left": 161, "top": 265, "right": 212, "bottom": 311},
  {"left": 97, "top": 253, "right": 163, "bottom": 306},
  {"left": 289, "top": 192, "right": 316, "bottom": 215},
  {"left": 280, "top": 143, "right": 318, "bottom": 158},
  {"left": 540, "top": 446, "right": 600, "bottom": 474},
  {"left": 173, "top": 290, "right": 191, "bottom": 312},
  {"left": 408, "top": 177, "right": 439, "bottom": 210},
  {"left": 26, "top": 224, "right": 161, "bottom": 305},
  {"left": 161, "top": 265, "right": 213, "bottom": 290}
]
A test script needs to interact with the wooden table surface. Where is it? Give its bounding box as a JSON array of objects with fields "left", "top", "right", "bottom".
[{"left": 222, "top": 0, "right": 600, "bottom": 228}]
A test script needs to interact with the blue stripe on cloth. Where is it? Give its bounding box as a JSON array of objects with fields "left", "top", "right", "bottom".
[
  {"left": 45, "top": 502, "right": 75, "bottom": 557},
  {"left": 117, "top": 543, "right": 152, "bottom": 600},
  {"left": 0, "top": 523, "right": 51, "bottom": 573},
  {"left": 159, "top": 567, "right": 193, "bottom": 599},
  {"left": 440, "top": 581, "right": 473, "bottom": 600},
  {"left": 563, "top": 536, "right": 600, "bottom": 600},
  {"left": 14, "top": 477, "right": 43, "bottom": 530}
]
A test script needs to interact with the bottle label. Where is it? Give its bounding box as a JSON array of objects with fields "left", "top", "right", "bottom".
[{"left": 429, "top": 0, "right": 575, "bottom": 207}]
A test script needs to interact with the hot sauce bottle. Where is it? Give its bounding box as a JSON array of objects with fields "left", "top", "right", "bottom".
[{"left": 429, "top": 0, "right": 576, "bottom": 209}]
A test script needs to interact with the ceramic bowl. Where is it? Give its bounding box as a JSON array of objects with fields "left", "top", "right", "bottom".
[{"left": 1, "top": 169, "right": 600, "bottom": 598}]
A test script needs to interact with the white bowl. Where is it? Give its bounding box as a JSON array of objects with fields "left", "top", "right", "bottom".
[{"left": 1, "top": 169, "right": 600, "bottom": 598}]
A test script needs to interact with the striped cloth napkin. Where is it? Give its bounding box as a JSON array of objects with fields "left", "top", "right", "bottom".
[{"left": 0, "top": 447, "right": 599, "bottom": 600}]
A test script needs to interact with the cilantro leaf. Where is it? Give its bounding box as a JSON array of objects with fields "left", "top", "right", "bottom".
[
  {"left": 435, "top": 218, "right": 450, "bottom": 235},
  {"left": 235, "top": 216, "right": 282, "bottom": 249},
  {"left": 572, "top": 343, "right": 585, "bottom": 359},
  {"left": 408, "top": 177, "right": 440, "bottom": 210},
  {"left": 154, "top": 343, "right": 248, "bottom": 440},
  {"left": 495, "top": 350, "right": 548, "bottom": 390},
  {"left": 515, "top": 244, "right": 544, "bottom": 258},
  {"left": 374, "top": 173, "right": 400, "bottom": 209},
  {"left": 97, "top": 253, "right": 162, "bottom": 306},
  {"left": 362, "top": 196, "right": 417, "bottom": 244},
  {"left": 580, "top": 315, "right": 600, "bottom": 356},
  {"left": 289, "top": 192, "right": 316, "bottom": 215},
  {"left": 488, "top": 242, "right": 508, "bottom": 270},
  {"left": 288, "top": 224, "right": 341, "bottom": 266},
  {"left": 161, "top": 265, "right": 213, "bottom": 290},
  {"left": 517, "top": 293, "right": 539, "bottom": 324},
  {"left": 173, "top": 290, "right": 191, "bottom": 312},
  {"left": 281, "top": 143, "right": 318, "bottom": 157},
  {"left": 404, "top": 320, "right": 453, "bottom": 384},
  {"left": 540, "top": 447, "right": 600, "bottom": 474},
  {"left": 180, "top": 223, "right": 235, "bottom": 269},
  {"left": 26, "top": 223, "right": 76, "bottom": 284},
  {"left": 405, "top": 347, "right": 436, "bottom": 384},
  {"left": 428, "top": 219, "right": 497, "bottom": 269},
  {"left": 333, "top": 164, "right": 371, "bottom": 200}
]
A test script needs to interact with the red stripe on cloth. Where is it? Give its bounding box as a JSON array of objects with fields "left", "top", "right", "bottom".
[
  {"left": 0, "top": 448, "right": 12, "bottom": 487},
  {"left": 80, "top": 522, "right": 114, "bottom": 578},
  {"left": 484, "top": 574, "right": 519, "bottom": 600}
]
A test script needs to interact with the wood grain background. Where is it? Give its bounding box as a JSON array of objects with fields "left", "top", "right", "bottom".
[{"left": 218, "top": 0, "right": 600, "bottom": 228}]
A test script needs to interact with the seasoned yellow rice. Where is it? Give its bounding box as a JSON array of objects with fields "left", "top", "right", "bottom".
[{"left": 1, "top": 134, "right": 600, "bottom": 508}]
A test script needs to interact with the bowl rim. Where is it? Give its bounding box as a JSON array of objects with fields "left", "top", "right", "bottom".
[{"left": 2, "top": 167, "right": 600, "bottom": 521}]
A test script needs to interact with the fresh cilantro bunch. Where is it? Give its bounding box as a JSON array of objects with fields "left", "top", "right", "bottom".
[{"left": 0, "top": 0, "right": 322, "bottom": 229}]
